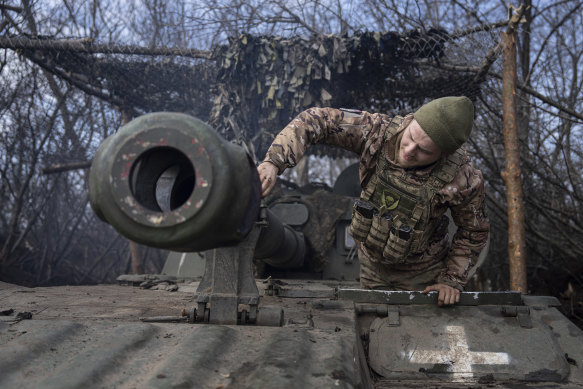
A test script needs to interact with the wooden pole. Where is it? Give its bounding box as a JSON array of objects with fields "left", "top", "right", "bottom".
[{"left": 501, "top": 13, "right": 528, "bottom": 293}]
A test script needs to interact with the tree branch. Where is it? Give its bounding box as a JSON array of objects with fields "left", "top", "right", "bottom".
[
  {"left": 488, "top": 72, "right": 583, "bottom": 122},
  {"left": 0, "top": 36, "right": 213, "bottom": 59},
  {"left": 43, "top": 161, "right": 92, "bottom": 174}
]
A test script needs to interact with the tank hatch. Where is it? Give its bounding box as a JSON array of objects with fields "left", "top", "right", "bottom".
[
  {"left": 369, "top": 305, "right": 569, "bottom": 382},
  {"left": 341, "top": 290, "right": 582, "bottom": 385}
]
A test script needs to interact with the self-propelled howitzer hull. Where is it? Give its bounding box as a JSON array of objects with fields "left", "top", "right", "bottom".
[{"left": 1, "top": 282, "right": 583, "bottom": 388}]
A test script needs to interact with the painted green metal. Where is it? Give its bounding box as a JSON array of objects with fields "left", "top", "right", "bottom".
[{"left": 89, "top": 112, "right": 261, "bottom": 252}]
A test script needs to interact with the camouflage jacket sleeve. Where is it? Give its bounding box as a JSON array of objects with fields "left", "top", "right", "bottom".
[
  {"left": 263, "top": 107, "right": 388, "bottom": 175},
  {"left": 435, "top": 156, "right": 490, "bottom": 290}
]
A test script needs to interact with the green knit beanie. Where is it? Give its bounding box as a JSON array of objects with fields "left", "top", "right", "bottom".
[{"left": 413, "top": 96, "right": 474, "bottom": 154}]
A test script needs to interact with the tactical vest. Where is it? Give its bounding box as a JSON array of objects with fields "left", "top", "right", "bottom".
[{"left": 349, "top": 116, "right": 465, "bottom": 265}]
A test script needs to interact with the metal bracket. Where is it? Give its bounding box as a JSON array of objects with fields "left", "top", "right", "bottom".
[
  {"left": 354, "top": 304, "right": 399, "bottom": 326},
  {"left": 265, "top": 280, "right": 280, "bottom": 296},
  {"left": 355, "top": 304, "right": 388, "bottom": 317},
  {"left": 388, "top": 306, "right": 400, "bottom": 326},
  {"left": 501, "top": 305, "right": 532, "bottom": 328},
  {"left": 194, "top": 224, "right": 273, "bottom": 325}
]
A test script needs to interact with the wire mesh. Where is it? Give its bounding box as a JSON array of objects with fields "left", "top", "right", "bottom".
[{"left": 0, "top": 21, "right": 502, "bottom": 160}]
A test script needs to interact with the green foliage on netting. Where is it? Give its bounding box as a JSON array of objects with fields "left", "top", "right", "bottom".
[
  {"left": 208, "top": 30, "right": 481, "bottom": 159},
  {"left": 7, "top": 28, "right": 485, "bottom": 159}
]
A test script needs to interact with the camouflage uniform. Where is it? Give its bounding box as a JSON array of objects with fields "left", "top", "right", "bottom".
[{"left": 263, "top": 107, "right": 489, "bottom": 291}]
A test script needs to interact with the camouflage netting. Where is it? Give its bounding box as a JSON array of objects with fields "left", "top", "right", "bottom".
[
  {"left": 21, "top": 45, "right": 215, "bottom": 117},
  {"left": 209, "top": 30, "right": 484, "bottom": 159},
  {"left": 3, "top": 25, "right": 500, "bottom": 160}
]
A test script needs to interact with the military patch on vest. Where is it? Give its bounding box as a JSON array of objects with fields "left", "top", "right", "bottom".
[
  {"left": 372, "top": 185, "right": 419, "bottom": 219},
  {"left": 381, "top": 190, "right": 400, "bottom": 211}
]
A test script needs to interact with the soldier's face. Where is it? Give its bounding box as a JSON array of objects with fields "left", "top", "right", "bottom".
[{"left": 397, "top": 120, "right": 443, "bottom": 168}]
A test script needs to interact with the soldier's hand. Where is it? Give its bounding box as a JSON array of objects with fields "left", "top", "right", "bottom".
[
  {"left": 423, "top": 283, "right": 460, "bottom": 307},
  {"left": 258, "top": 162, "right": 278, "bottom": 197}
]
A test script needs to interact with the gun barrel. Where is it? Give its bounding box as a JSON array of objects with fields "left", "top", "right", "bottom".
[
  {"left": 89, "top": 112, "right": 261, "bottom": 252},
  {"left": 255, "top": 208, "right": 306, "bottom": 269},
  {"left": 89, "top": 112, "right": 306, "bottom": 270}
]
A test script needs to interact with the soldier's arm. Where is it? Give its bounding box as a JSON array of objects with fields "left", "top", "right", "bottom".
[
  {"left": 263, "top": 107, "right": 378, "bottom": 175},
  {"left": 436, "top": 161, "right": 490, "bottom": 290}
]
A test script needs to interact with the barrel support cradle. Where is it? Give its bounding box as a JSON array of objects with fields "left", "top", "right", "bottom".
[{"left": 194, "top": 221, "right": 284, "bottom": 327}]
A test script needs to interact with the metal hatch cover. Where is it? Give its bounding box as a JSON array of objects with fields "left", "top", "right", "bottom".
[{"left": 368, "top": 305, "right": 570, "bottom": 383}]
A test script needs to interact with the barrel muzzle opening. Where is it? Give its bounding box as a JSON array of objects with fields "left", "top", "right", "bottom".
[{"left": 130, "top": 146, "right": 196, "bottom": 213}]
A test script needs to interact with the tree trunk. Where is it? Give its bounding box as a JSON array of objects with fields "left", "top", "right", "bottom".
[{"left": 502, "top": 28, "right": 527, "bottom": 293}]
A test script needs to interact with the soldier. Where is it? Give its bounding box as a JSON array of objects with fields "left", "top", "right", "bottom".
[{"left": 258, "top": 96, "right": 489, "bottom": 306}]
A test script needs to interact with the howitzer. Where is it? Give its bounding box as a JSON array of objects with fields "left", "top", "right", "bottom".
[{"left": 89, "top": 112, "right": 307, "bottom": 325}]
